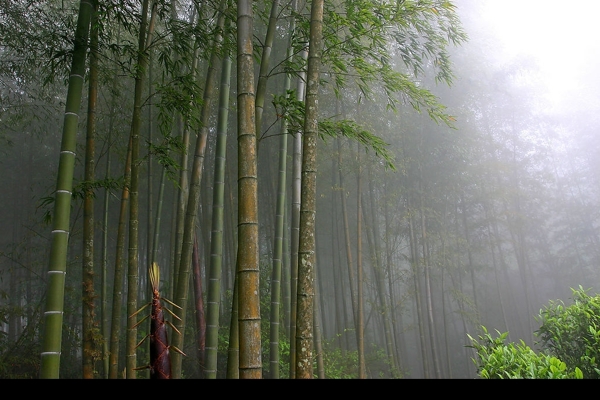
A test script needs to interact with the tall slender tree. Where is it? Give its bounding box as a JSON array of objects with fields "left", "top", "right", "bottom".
[
  {"left": 125, "top": 0, "right": 157, "bottom": 378},
  {"left": 356, "top": 144, "right": 366, "bottom": 379},
  {"left": 294, "top": 0, "right": 324, "bottom": 379},
  {"left": 204, "top": 27, "right": 233, "bottom": 379},
  {"left": 170, "top": 0, "right": 227, "bottom": 378},
  {"left": 237, "top": 0, "right": 262, "bottom": 379},
  {"left": 108, "top": 137, "right": 132, "bottom": 379},
  {"left": 82, "top": 0, "right": 99, "bottom": 378},
  {"left": 268, "top": 1, "right": 299, "bottom": 378},
  {"left": 40, "top": 0, "right": 93, "bottom": 379},
  {"left": 288, "top": 44, "right": 308, "bottom": 379}
]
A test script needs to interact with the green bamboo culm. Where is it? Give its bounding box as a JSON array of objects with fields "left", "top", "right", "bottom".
[
  {"left": 204, "top": 33, "right": 232, "bottom": 379},
  {"left": 40, "top": 0, "right": 94, "bottom": 379}
]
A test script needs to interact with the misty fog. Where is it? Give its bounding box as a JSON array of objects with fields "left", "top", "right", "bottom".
[{"left": 1, "top": 0, "right": 599, "bottom": 378}]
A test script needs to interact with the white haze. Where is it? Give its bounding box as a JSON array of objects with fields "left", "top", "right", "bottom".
[{"left": 476, "top": 0, "right": 600, "bottom": 112}]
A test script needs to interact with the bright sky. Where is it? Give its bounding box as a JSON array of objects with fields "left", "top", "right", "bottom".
[{"left": 478, "top": 0, "right": 600, "bottom": 109}]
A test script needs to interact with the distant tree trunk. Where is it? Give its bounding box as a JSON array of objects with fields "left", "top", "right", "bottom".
[
  {"left": 459, "top": 197, "right": 479, "bottom": 319},
  {"left": 485, "top": 194, "right": 519, "bottom": 340},
  {"left": 171, "top": 0, "right": 226, "bottom": 378},
  {"left": 40, "top": 0, "right": 93, "bottom": 379},
  {"left": 480, "top": 189, "right": 509, "bottom": 335},
  {"left": 151, "top": 167, "right": 166, "bottom": 266},
  {"left": 100, "top": 73, "right": 116, "bottom": 378},
  {"left": 170, "top": 0, "right": 196, "bottom": 293},
  {"left": 356, "top": 145, "right": 366, "bottom": 379},
  {"left": 192, "top": 233, "right": 206, "bottom": 378},
  {"left": 418, "top": 173, "right": 442, "bottom": 379},
  {"left": 338, "top": 139, "right": 358, "bottom": 327},
  {"left": 82, "top": 0, "right": 99, "bottom": 379},
  {"left": 268, "top": 7, "right": 297, "bottom": 376},
  {"left": 255, "top": 0, "right": 280, "bottom": 147},
  {"left": 204, "top": 38, "right": 232, "bottom": 379},
  {"left": 331, "top": 159, "right": 345, "bottom": 352},
  {"left": 383, "top": 175, "right": 405, "bottom": 372},
  {"left": 438, "top": 221, "right": 451, "bottom": 378},
  {"left": 313, "top": 263, "right": 325, "bottom": 379},
  {"left": 282, "top": 214, "right": 291, "bottom": 338},
  {"left": 407, "top": 194, "right": 430, "bottom": 378},
  {"left": 226, "top": 276, "right": 239, "bottom": 379},
  {"left": 146, "top": 51, "right": 154, "bottom": 303},
  {"left": 364, "top": 166, "right": 397, "bottom": 377},
  {"left": 449, "top": 207, "right": 478, "bottom": 373},
  {"left": 268, "top": 98, "right": 289, "bottom": 379},
  {"left": 108, "top": 138, "right": 132, "bottom": 379}
]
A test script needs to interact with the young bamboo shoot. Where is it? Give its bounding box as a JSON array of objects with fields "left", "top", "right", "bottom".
[{"left": 131, "top": 262, "right": 184, "bottom": 378}]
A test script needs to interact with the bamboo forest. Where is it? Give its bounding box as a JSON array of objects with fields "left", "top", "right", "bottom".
[{"left": 2, "top": 0, "right": 600, "bottom": 379}]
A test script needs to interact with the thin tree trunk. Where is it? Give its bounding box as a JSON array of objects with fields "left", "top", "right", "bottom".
[
  {"left": 288, "top": 43, "right": 308, "bottom": 380},
  {"left": 204, "top": 37, "right": 232, "bottom": 379},
  {"left": 268, "top": 110, "right": 288, "bottom": 379},
  {"left": 151, "top": 168, "right": 166, "bottom": 265},
  {"left": 255, "top": 0, "right": 280, "bottom": 147},
  {"left": 356, "top": 145, "right": 366, "bottom": 379},
  {"left": 331, "top": 160, "right": 345, "bottom": 351},
  {"left": 313, "top": 260, "right": 325, "bottom": 379},
  {"left": 171, "top": 0, "right": 227, "bottom": 378},
  {"left": 268, "top": 8, "right": 296, "bottom": 376},
  {"left": 407, "top": 194, "right": 430, "bottom": 378},
  {"left": 100, "top": 77, "right": 116, "bottom": 379},
  {"left": 170, "top": 0, "right": 197, "bottom": 290},
  {"left": 108, "top": 137, "right": 132, "bottom": 378},
  {"left": 226, "top": 276, "right": 239, "bottom": 378},
  {"left": 146, "top": 50, "right": 154, "bottom": 307},
  {"left": 363, "top": 167, "right": 397, "bottom": 377},
  {"left": 126, "top": 0, "right": 157, "bottom": 378},
  {"left": 480, "top": 190, "right": 509, "bottom": 334},
  {"left": 192, "top": 233, "right": 206, "bottom": 378},
  {"left": 383, "top": 175, "right": 405, "bottom": 373},
  {"left": 418, "top": 180, "right": 442, "bottom": 379},
  {"left": 459, "top": 198, "right": 479, "bottom": 319},
  {"left": 338, "top": 139, "right": 358, "bottom": 328},
  {"left": 282, "top": 208, "right": 291, "bottom": 338},
  {"left": 82, "top": 0, "right": 99, "bottom": 378}
]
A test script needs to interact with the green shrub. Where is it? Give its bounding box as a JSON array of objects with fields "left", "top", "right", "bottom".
[
  {"left": 536, "top": 286, "right": 600, "bottom": 378},
  {"left": 468, "top": 327, "right": 582, "bottom": 379},
  {"left": 469, "top": 287, "right": 600, "bottom": 379}
]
